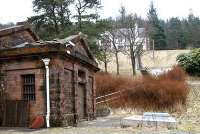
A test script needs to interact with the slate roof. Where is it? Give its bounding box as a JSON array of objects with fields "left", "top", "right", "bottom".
[
  {"left": 0, "top": 25, "right": 39, "bottom": 41},
  {"left": 0, "top": 26, "right": 98, "bottom": 71}
]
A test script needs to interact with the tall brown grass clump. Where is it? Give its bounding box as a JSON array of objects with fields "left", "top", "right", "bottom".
[
  {"left": 95, "top": 66, "right": 189, "bottom": 111},
  {"left": 95, "top": 71, "right": 131, "bottom": 96}
]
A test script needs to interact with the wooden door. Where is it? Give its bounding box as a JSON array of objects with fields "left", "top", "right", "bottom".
[
  {"left": 2, "top": 100, "right": 30, "bottom": 127},
  {"left": 77, "top": 83, "right": 86, "bottom": 119}
]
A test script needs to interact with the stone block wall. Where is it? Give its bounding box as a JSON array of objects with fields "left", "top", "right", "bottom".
[
  {"left": 0, "top": 55, "right": 96, "bottom": 127},
  {"left": 0, "top": 59, "right": 45, "bottom": 123}
]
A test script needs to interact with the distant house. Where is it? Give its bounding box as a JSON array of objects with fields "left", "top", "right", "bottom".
[
  {"left": 0, "top": 25, "right": 99, "bottom": 127},
  {"left": 99, "top": 24, "right": 150, "bottom": 51},
  {"left": 98, "top": 24, "right": 150, "bottom": 71}
]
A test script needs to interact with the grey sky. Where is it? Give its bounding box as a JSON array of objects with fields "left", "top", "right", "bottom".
[{"left": 0, "top": 0, "right": 199, "bottom": 24}]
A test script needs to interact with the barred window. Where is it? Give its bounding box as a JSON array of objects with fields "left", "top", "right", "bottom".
[{"left": 22, "top": 74, "right": 35, "bottom": 101}]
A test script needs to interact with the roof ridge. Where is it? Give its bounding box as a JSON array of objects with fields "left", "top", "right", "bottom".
[{"left": 0, "top": 25, "right": 39, "bottom": 41}]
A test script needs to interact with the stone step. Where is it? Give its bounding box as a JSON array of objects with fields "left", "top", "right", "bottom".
[{"left": 122, "top": 112, "right": 176, "bottom": 129}]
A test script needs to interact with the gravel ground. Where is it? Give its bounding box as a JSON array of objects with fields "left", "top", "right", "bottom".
[
  {"left": 0, "top": 116, "right": 192, "bottom": 134},
  {"left": 0, "top": 125, "right": 191, "bottom": 134},
  {"left": 0, "top": 81, "right": 199, "bottom": 134},
  {"left": 174, "top": 82, "right": 200, "bottom": 132}
]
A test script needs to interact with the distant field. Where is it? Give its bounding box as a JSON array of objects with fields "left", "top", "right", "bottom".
[{"left": 98, "top": 50, "right": 190, "bottom": 76}]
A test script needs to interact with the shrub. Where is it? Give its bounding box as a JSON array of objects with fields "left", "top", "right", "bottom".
[
  {"left": 177, "top": 48, "right": 200, "bottom": 76},
  {"left": 95, "top": 66, "right": 189, "bottom": 111},
  {"left": 95, "top": 72, "right": 130, "bottom": 96}
]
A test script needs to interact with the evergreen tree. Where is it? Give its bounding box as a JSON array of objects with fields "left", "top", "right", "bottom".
[
  {"left": 186, "top": 12, "right": 200, "bottom": 48},
  {"left": 28, "top": 0, "right": 108, "bottom": 61},
  {"left": 74, "top": 0, "right": 101, "bottom": 30},
  {"left": 165, "top": 17, "right": 187, "bottom": 49},
  {"left": 29, "top": 0, "right": 74, "bottom": 39},
  {"left": 147, "top": 1, "right": 166, "bottom": 50}
]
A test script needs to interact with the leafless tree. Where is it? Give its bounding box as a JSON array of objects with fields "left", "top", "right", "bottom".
[
  {"left": 98, "top": 34, "right": 112, "bottom": 73},
  {"left": 99, "top": 18, "right": 122, "bottom": 75},
  {"left": 107, "top": 26, "right": 121, "bottom": 75},
  {"left": 118, "top": 13, "right": 146, "bottom": 76}
]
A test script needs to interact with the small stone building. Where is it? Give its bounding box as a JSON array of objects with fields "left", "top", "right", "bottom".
[{"left": 0, "top": 25, "right": 99, "bottom": 127}]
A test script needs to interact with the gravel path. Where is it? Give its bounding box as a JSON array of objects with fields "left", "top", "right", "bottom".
[
  {"left": 0, "top": 117, "right": 192, "bottom": 134},
  {"left": 1, "top": 81, "right": 199, "bottom": 134},
  {"left": 187, "top": 81, "right": 200, "bottom": 85}
]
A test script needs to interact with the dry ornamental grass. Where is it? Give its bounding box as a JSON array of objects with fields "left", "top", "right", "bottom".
[{"left": 96, "top": 66, "right": 190, "bottom": 111}]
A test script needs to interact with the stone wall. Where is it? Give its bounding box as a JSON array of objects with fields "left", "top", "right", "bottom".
[
  {"left": 0, "top": 55, "right": 96, "bottom": 127},
  {"left": 0, "top": 58, "right": 45, "bottom": 123},
  {"left": 74, "top": 40, "right": 88, "bottom": 57},
  {"left": 50, "top": 57, "right": 96, "bottom": 125},
  {"left": 0, "top": 68, "right": 6, "bottom": 126}
]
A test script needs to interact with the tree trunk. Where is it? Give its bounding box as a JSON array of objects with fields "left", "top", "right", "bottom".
[
  {"left": 104, "top": 61, "right": 108, "bottom": 73},
  {"left": 115, "top": 52, "right": 120, "bottom": 75},
  {"left": 52, "top": 5, "right": 59, "bottom": 34},
  {"left": 137, "top": 54, "right": 142, "bottom": 69},
  {"left": 136, "top": 50, "right": 142, "bottom": 69},
  {"left": 130, "top": 45, "right": 136, "bottom": 76},
  {"left": 78, "top": 11, "right": 82, "bottom": 30},
  {"left": 78, "top": 17, "right": 82, "bottom": 30},
  {"left": 103, "top": 52, "right": 108, "bottom": 73},
  {"left": 59, "top": 5, "right": 65, "bottom": 29},
  {"left": 54, "top": 20, "right": 59, "bottom": 34}
]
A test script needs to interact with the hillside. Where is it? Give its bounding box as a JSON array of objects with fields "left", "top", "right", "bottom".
[{"left": 98, "top": 50, "right": 190, "bottom": 75}]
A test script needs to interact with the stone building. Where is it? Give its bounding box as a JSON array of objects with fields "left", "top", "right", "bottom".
[{"left": 0, "top": 25, "right": 99, "bottom": 127}]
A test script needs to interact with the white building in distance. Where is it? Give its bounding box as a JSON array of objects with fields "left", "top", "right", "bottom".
[{"left": 99, "top": 24, "right": 150, "bottom": 51}]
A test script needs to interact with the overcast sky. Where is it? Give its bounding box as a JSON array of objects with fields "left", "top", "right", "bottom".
[{"left": 0, "top": 0, "right": 199, "bottom": 24}]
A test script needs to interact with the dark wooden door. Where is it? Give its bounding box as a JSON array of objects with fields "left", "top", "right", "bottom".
[
  {"left": 2, "top": 100, "right": 30, "bottom": 127},
  {"left": 77, "top": 84, "right": 86, "bottom": 119},
  {"left": 0, "top": 102, "right": 4, "bottom": 126}
]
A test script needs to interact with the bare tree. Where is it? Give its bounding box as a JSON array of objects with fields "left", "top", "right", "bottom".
[
  {"left": 98, "top": 18, "right": 122, "bottom": 75},
  {"left": 107, "top": 25, "right": 121, "bottom": 75},
  {"left": 98, "top": 34, "right": 112, "bottom": 73},
  {"left": 118, "top": 13, "right": 146, "bottom": 76}
]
